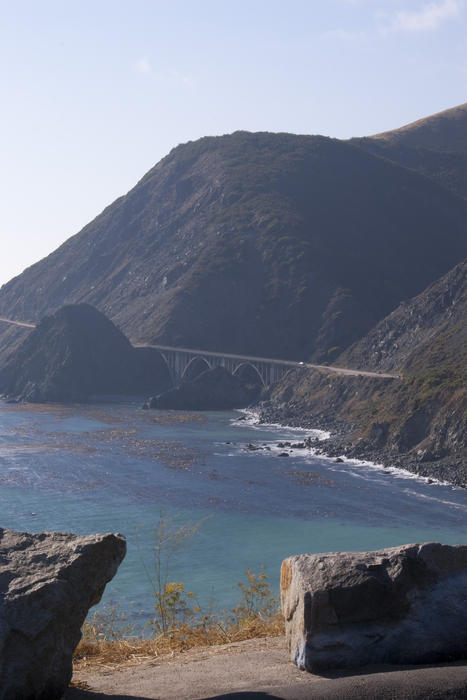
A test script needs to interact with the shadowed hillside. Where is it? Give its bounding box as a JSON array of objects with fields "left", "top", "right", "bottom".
[
  {"left": 338, "top": 258, "right": 467, "bottom": 371},
  {"left": 0, "top": 304, "right": 171, "bottom": 402},
  {"left": 0, "top": 131, "right": 466, "bottom": 362}
]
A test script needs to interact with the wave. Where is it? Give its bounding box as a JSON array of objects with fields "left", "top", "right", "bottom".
[
  {"left": 229, "top": 409, "right": 461, "bottom": 493},
  {"left": 231, "top": 408, "right": 330, "bottom": 440}
]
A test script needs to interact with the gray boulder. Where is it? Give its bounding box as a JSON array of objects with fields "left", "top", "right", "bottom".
[
  {"left": 281, "top": 542, "right": 467, "bottom": 672},
  {"left": 0, "top": 528, "right": 126, "bottom": 699}
]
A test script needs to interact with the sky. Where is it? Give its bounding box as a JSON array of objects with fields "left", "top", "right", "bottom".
[{"left": 0, "top": 0, "right": 466, "bottom": 287}]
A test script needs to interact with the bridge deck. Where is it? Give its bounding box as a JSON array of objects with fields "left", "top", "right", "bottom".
[
  {"left": 0, "top": 317, "right": 399, "bottom": 380},
  {"left": 138, "top": 343, "right": 399, "bottom": 380}
]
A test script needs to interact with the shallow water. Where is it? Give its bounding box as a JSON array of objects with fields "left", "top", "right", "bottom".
[{"left": 0, "top": 399, "right": 465, "bottom": 627}]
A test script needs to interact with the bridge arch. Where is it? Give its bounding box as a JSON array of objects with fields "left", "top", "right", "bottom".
[
  {"left": 233, "top": 362, "right": 266, "bottom": 387},
  {"left": 181, "top": 355, "right": 212, "bottom": 382},
  {"left": 157, "top": 352, "right": 177, "bottom": 388}
]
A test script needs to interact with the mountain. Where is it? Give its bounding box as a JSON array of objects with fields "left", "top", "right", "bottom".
[
  {"left": 261, "top": 260, "right": 466, "bottom": 485},
  {"left": 0, "top": 304, "right": 171, "bottom": 402},
  {"left": 369, "top": 103, "right": 467, "bottom": 153},
  {"left": 0, "top": 130, "right": 466, "bottom": 363},
  {"left": 352, "top": 103, "right": 467, "bottom": 200}
]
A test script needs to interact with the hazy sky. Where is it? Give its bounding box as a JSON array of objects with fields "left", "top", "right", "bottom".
[{"left": 1, "top": 0, "right": 466, "bottom": 287}]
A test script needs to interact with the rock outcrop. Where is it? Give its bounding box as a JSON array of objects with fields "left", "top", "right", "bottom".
[
  {"left": 147, "top": 366, "right": 260, "bottom": 410},
  {"left": 0, "top": 528, "right": 126, "bottom": 699},
  {"left": 281, "top": 542, "right": 467, "bottom": 672},
  {"left": 0, "top": 304, "right": 172, "bottom": 402}
]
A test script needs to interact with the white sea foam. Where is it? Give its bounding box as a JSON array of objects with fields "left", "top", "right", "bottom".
[
  {"left": 230, "top": 408, "right": 460, "bottom": 492},
  {"left": 231, "top": 408, "right": 330, "bottom": 440},
  {"left": 401, "top": 488, "right": 467, "bottom": 511}
]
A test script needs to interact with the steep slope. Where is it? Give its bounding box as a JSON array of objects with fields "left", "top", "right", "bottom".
[
  {"left": 338, "top": 259, "right": 467, "bottom": 371},
  {"left": 0, "top": 322, "right": 31, "bottom": 367},
  {"left": 0, "top": 304, "right": 171, "bottom": 402},
  {"left": 352, "top": 103, "right": 467, "bottom": 199},
  {"left": 0, "top": 132, "right": 466, "bottom": 362},
  {"left": 260, "top": 262, "right": 466, "bottom": 485}
]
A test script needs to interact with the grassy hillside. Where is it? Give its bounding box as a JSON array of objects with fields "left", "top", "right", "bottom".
[{"left": 370, "top": 103, "right": 467, "bottom": 153}]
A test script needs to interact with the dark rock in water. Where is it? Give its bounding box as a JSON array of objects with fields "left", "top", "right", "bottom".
[
  {"left": 281, "top": 542, "right": 467, "bottom": 672},
  {"left": 0, "top": 528, "right": 126, "bottom": 699},
  {"left": 148, "top": 366, "right": 260, "bottom": 411},
  {"left": 278, "top": 452, "right": 290, "bottom": 457},
  {"left": 245, "top": 443, "right": 261, "bottom": 451},
  {"left": 0, "top": 304, "right": 171, "bottom": 403},
  {"left": 334, "top": 457, "right": 344, "bottom": 463}
]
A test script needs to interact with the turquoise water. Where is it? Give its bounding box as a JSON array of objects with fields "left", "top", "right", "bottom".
[{"left": 0, "top": 399, "right": 466, "bottom": 627}]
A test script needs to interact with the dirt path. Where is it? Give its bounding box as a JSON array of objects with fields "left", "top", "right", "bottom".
[{"left": 68, "top": 636, "right": 467, "bottom": 699}]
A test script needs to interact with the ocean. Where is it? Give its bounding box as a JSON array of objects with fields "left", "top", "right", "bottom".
[{"left": 1, "top": 398, "right": 466, "bottom": 629}]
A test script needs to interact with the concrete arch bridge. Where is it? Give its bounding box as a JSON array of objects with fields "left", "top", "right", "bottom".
[{"left": 142, "top": 344, "right": 297, "bottom": 387}]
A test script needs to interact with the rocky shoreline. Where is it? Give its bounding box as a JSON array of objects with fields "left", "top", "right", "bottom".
[{"left": 257, "top": 402, "right": 466, "bottom": 489}]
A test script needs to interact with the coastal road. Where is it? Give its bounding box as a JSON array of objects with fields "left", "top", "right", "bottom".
[
  {"left": 140, "top": 342, "right": 400, "bottom": 380},
  {"left": 0, "top": 316, "right": 36, "bottom": 329},
  {"left": 0, "top": 316, "right": 399, "bottom": 380}
]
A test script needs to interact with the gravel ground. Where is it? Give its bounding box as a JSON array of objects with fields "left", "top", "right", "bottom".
[{"left": 68, "top": 636, "right": 467, "bottom": 700}]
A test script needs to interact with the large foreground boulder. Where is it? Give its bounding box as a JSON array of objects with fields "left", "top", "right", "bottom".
[
  {"left": 0, "top": 528, "right": 126, "bottom": 699},
  {"left": 281, "top": 542, "right": 467, "bottom": 672}
]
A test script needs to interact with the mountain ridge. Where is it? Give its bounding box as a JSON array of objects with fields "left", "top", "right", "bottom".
[
  {"left": 369, "top": 102, "right": 467, "bottom": 152},
  {"left": 351, "top": 103, "right": 467, "bottom": 200},
  {"left": 0, "top": 129, "right": 466, "bottom": 362}
]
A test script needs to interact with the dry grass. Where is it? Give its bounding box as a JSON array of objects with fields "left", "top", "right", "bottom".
[{"left": 73, "top": 615, "right": 284, "bottom": 671}]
